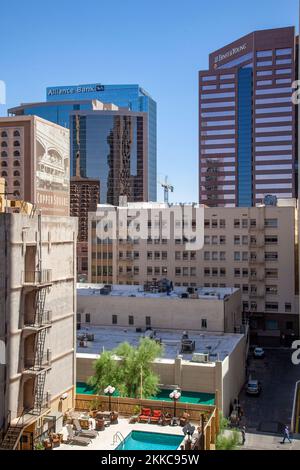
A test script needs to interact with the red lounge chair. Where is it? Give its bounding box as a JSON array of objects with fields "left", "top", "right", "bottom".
[
  {"left": 150, "top": 410, "right": 162, "bottom": 424},
  {"left": 138, "top": 408, "right": 152, "bottom": 423}
]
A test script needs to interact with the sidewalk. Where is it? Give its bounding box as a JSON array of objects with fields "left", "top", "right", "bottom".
[{"left": 240, "top": 432, "right": 300, "bottom": 451}]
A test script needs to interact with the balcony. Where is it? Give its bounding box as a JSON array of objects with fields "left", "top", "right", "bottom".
[
  {"left": 249, "top": 291, "right": 265, "bottom": 299},
  {"left": 23, "top": 311, "right": 52, "bottom": 332},
  {"left": 23, "top": 352, "right": 52, "bottom": 375},
  {"left": 22, "top": 270, "right": 52, "bottom": 287}
]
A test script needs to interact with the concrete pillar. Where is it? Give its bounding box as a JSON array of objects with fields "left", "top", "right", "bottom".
[{"left": 174, "top": 355, "right": 182, "bottom": 388}]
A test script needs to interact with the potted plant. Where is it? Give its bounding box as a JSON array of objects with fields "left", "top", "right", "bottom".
[
  {"left": 89, "top": 398, "right": 101, "bottom": 418},
  {"left": 129, "top": 405, "right": 141, "bottom": 424}
]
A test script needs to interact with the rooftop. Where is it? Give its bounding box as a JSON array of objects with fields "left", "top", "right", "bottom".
[
  {"left": 77, "top": 283, "right": 238, "bottom": 301},
  {"left": 76, "top": 325, "right": 243, "bottom": 362}
]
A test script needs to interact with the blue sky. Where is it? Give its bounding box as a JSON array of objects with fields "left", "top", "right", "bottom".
[{"left": 0, "top": 0, "right": 298, "bottom": 202}]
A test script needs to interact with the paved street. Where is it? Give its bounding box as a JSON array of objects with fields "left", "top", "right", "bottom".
[{"left": 238, "top": 349, "right": 300, "bottom": 435}]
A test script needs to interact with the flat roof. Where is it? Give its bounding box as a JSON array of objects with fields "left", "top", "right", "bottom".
[
  {"left": 76, "top": 325, "right": 243, "bottom": 362},
  {"left": 77, "top": 283, "right": 238, "bottom": 301}
]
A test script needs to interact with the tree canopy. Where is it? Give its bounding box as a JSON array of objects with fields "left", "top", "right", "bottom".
[{"left": 88, "top": 338, "right": 164, "bottom": 399}]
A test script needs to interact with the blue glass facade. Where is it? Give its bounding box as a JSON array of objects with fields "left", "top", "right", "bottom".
[
  {"left": 46, "top": 84, "right": 157, "bottom": 201},
  {"left": 237, "top": 68, "right": 253, "bottom": 207},
  {"left": 18, "top": 102, "right": 94, "bottom": 128}
]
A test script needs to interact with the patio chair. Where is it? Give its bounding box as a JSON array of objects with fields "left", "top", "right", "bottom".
[
  {"left": 161, "top": 412, "right": 172, "bottom": 426},
  {"left": 66, "top": 425, "right": 92, "bottom": 446},
  {"left": 180, "top": 412, "right": 191, "bottom": 427},
  {"left": 73, "top": 419, "right": 98, "bottom": 438},
  {"left": 138, "top": 407, "right": 152, "bottom": 423},
  {"left": 149, "top": 410, "right": 162, "bottom": 424},
  {"left": 110, "top": 411, "right": 119, "bottom": 425},
  {"left": 95, "top": 417, "right": 105, "bottom": 431}
]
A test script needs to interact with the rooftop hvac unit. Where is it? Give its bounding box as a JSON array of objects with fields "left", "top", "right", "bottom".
[{"left": 191, "top": 353, "right": 209, "bottom": 363}]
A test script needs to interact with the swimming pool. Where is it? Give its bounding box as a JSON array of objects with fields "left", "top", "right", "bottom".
[{"left": 116, "top": 431, "right": 183, "bottom": 451}]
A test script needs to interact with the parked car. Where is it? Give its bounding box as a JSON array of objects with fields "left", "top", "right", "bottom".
[
  {"left": 253, "top": 347, "right": 265, "bottom": 359},
  {"left": 246, "top": 379, "right": 262, "bottom": 396}
]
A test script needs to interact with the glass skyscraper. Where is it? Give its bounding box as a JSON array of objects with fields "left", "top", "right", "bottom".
[
  {"left": 199, "top": 27, "right": 297, "bottom": 207},
  {"left": 46, "top": 83, "right": 157, "bottom": 201},
  {"left": 70, "top": 110, "right": 148, "bottom": 205}
]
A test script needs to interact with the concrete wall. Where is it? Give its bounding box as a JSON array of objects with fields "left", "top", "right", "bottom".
[
  {"left": 77, "top": 289, "right": 242, "bottom": 334},
  {"left": 76, "top": 334, "right": 246, "bottom": 417},
  {"left": 0, "top": 213, "right": 77, "bottom": 430}
]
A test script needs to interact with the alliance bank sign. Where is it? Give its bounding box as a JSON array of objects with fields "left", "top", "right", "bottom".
[
  {"left": 214, "top": 43, "right": 248, "bottom": 66},
  {"left": 47, "top": 84, "right": 105, "bottom": 97}
]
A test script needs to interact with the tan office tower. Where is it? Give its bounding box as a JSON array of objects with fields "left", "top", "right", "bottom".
[
  {"left": 88, "top": 200, "right": 299, "bottom": 345},
  {"left": 0, "top": 189, "right": 77, "bottom": 450},
  {"left": 0, "top": 116, "right": 70, "bottom": 216}
]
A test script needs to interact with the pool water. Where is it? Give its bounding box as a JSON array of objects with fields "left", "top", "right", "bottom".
[
  {"left": 116, "top": 431, "right": 183, "bottom": 451},
  {"left": 76, "top": 382, "right": 215, "bottom": 405}
]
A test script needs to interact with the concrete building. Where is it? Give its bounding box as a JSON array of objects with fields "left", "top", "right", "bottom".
[
  {"left": 0, "top": 209, "right": 77, "bottom": 450},
  {"left": 199, "top": 27, "right": 297, "bottom": 207},
  {"left": 77, "top": 284, "right": 242, "bottom": 334},
  {"left": 70, "top": 177, "right": 100, "bottom": 282},
  {"left": 0, "top": 116, "right": 70, "bottom": 217},
  {"left": 88, "top": 200, "right": 299, "bottom": 345},
  {"left": 76, "top": 327, "right": 248, "bottom": 417}
]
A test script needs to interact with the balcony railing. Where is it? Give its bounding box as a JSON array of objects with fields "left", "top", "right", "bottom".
[
  {"left": 23, "top": 310, "right": 52, "bottom": 329},
  {"left": 22, "top": 270, "right": 52, "bottom": 286},
  {"left": 23, "top": 351, "right": 52, "bottom": 373}
]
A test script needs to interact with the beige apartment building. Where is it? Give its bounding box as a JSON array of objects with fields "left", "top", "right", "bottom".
[
  {"left": 88, "top": 200, "right": 299, "bottom": 345},
  {"left": 0, "top": 188, "right": 77, "bottom": 450},
  {"left": 0, "top": 116, "right": 70, "bottom": 217}
]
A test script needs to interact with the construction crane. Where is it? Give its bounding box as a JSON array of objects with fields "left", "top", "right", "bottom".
[{"left": 159, "top": 176, "right": 174, "bottom": 204}]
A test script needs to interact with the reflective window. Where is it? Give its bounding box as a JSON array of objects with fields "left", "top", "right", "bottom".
[
  {"left": 201, "top": 111, "right": 235, "bottom": 117},
  {"left": 202, "top": 85, "right": 217, "bottom": 91},
  {"left": 256, "top": 183, "right": 292, "bottom": 189},
  {"left": 201, "top": 92, "right": 235, "bottom": 100},
  {"left": 1, "top": 131, "right": 7, "bottom": 138},
  {"left": 256, "top": 107, "right": 292, "bottom": 114},
  {"left": 276, "top": 48, "right": 292, "bottom": 56},
  {"left": 257, "top": 70, "right": 272, "bottom": 76},
  {"left": 256, "top": 164, "right": 292, "bottom": 170},
  {"left": 256, "top": 174, "right": 292, "bottom": 181},
  {"left": 201, "top": 138, "right": 235, "bottom": 145},
  {"left": 255, "top": 154, "right": 292, "bottom": 161},
  {"left": 255, "top": 125, "right": 292, "bottom": 133},
  {"left": 202, "top": 148, "right": 235, "bottom": 154},
  {"left": 276, "top": 79, "right": 291, "bottom": 85},
  {"left": 276, "top": 59, "right": 292, "bottom": 65},
  {"left": 220, "top": 83, "right": 235, "bottom": 89},
  {"left": 13, "top": 130, "right": 20, "bottom": 137},
  {"left": 257, "top": 50, "right": 272, "bottom": 58},
  {"left": 201, "top": 129, "right": 235, "bottom": 136},
  {"left": 256, "top": 145, "right": 292, "bottom": 151},
  {"left": 256, "top": 116, "right": 292, "bottom": 123},
  {"left": 201, "top": 101, "right": 235, "bottom": 108},
  {"left": 256, "top": 97, "right": 291, "bottom": 105},
  {"left": 275, "top": 68, "right": 292, "bottom": 75},
  {"left": 202, "top": 120, "right": 235, "bottom": 127},
  {"left": 202, "top": 76, "right": 217, "bottom": 81},
  {"left": 1, "top": 151, "right": 7, "bottom": 157},
  {"left": 217, "top": 53, "right": 253, "bottom": 69},
  {"left": 256, "top": 87, "right": 291, "bottom": 95},
  {"left": 257, "top": 80, "right": 272, "bottom": 86},
  {"left": 257, "top": 60, "right": 273, "bottom": 67},
  {"left": 220, "top": 74, "right": 235, "bottom": 80},
  {"left": 256, "top": 135, "right": 292, "bottom": 142}
]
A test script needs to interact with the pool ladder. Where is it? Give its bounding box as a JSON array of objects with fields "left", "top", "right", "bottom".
[{"left": 113, "top": 431, "right": 126, "bottom": 449}]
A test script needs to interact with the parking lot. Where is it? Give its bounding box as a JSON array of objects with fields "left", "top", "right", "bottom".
[{"left": 238, "top": 349, "right": 300, "bottom": 435}]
